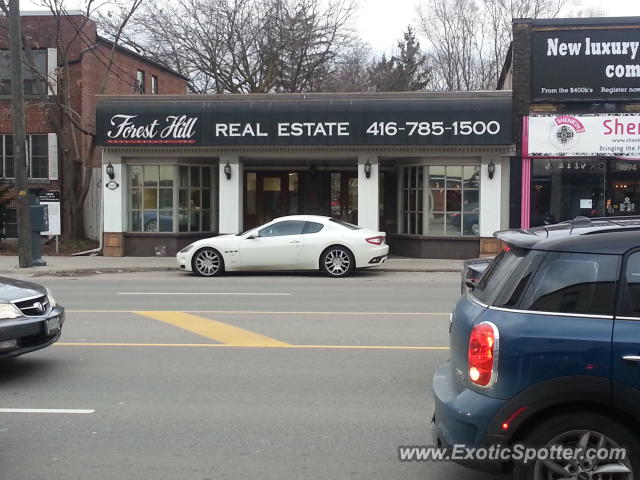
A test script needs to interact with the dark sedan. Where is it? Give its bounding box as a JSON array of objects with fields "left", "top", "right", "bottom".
[{"left": 0, "top": 277, "right": 64, "bottom": 358}]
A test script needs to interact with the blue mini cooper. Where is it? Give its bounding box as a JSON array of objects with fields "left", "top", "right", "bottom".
[{"left": 432, "top": 217, "right": 640, "bottom": 479}]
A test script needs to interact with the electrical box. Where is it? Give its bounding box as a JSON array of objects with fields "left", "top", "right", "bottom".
[{"left": 29, "top": 204, "right": 49, "bottom": 232}]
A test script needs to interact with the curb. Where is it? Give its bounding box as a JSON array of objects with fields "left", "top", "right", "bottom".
[{"left": 0, "top": 266, "right": 462, "bottom": 277}]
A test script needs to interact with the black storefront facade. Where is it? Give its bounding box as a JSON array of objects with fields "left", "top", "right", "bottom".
[
  {"left": 95, "top": 92, "right": 514, "bottom": 257},
  {"left": 504, "top": 16, "right": 640, "bottom": 228}
]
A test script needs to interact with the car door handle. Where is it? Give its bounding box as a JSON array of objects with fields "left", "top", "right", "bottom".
[
  {"left": 622, "top": 355, "right": 640, "bottom": 362},
  {"left": 289, "top": 240, "right": 300, "bottom": 244}
]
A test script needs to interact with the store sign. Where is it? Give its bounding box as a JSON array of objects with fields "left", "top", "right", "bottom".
[
  {"left": 532, "top": 28, "right": 640, "bottom": 102},
  {"left": 525, "top": 114, "right": 640, "bottom": 159},
  {"left": 96, "top": 97, "right": 512, "bottom": 147},
  {"left": 38, "top": 190, "right": 61, "bottom": 236}
]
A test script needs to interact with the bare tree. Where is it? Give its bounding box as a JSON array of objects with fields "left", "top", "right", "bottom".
[
  {"left": 1, "top": 0, "right": 144, "bottom": 240},
  {"left": 98, "top": 0, "right": 358, "bottom": 94},
  {"left": 417, "top": 0, "right": 573, "bottom": 90},
  {"left": 317, "top": 39, "right": 372, "bottom": 92}
]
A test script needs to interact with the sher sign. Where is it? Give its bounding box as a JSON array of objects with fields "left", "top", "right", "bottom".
[{"left": 525, "top": 114, "right": 640, "bottom": 159}]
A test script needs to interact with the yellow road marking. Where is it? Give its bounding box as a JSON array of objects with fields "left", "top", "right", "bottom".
[
  {"left": 133, "top": 311, "right": 290, "bottom": 347},
  {"left": 68, "top": 310, "right": 448, "bottom": 316},
  {"left": 57, "top": 342, "right": 447, "bottom": 351}
]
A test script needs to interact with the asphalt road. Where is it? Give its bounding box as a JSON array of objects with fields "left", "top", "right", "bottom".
[{"left": 0, "top": 270, "right": 507, "bottom": 480}]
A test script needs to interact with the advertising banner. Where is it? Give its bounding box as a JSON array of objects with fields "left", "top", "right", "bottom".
[
  {"left": 525, "top": 114, "right": 640, "bottom": 159},
  {"left": 96, "top": 97, "right": 512, "bottom": 147},
  {"left": 532, "top": 28, "right": 640, "bottom": 102}
]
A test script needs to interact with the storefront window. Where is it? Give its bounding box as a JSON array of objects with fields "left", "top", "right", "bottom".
[
  {"left": 400, "top": 166, "right": 423, "bottom": 234},
  {"left": 401, "top": 165, "right": 480, "bottom": 236},
  {"left": 429, "top": 165, "right": 480, "bottom": 236},
  {"left": 529, "top": 159, "right": 633, "bottom": 227},
  {"left": 128, "top": 165, "right": 215, "bottom": 233}
]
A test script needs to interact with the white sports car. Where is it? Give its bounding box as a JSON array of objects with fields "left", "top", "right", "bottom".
[{"left": 176, "top": 215, "right": 389, "bottom": 278}]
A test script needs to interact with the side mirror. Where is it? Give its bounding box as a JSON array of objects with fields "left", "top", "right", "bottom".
[
  {"left": 465, "top": 279, "right": 478, "bottom": 290},
  {"left": 247, "top": 235, "right": 256, "bottom": 240}
]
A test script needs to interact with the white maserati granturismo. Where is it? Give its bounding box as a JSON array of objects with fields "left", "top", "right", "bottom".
[{"left": 176, "top": 215, "right": 389, "bottom": 278}]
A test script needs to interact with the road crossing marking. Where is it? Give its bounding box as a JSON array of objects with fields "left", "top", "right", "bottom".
[{"left": 133, "top": 311, "right": 290, "bottom": 347}]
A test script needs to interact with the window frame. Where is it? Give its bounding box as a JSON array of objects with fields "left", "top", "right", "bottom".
[
  {"left": 515, "top": 251, "right": 621, "bottom": 317},
  {"left": 151, "top": 75, "right": 158, "bottom": 95},
  {"left": 616, "top": 248, "right": 640, "bottom": 319},
  {"left": 136, "top": 69, "right": 146, "bottom": 94},
  {"left": 0, "top": 134, "right": 49, "bottom": 179},
  {"left": 127, "top": 164, "right": 216, "bottom": 234}
]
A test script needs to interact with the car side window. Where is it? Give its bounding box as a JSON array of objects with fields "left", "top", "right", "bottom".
[
  {"left": 519, "top": 252, "right": 619, "bottom": 316},
  {"left": 621, "top": 252, "right": 640, "bottom": 317},
  {"left": 302, "top": 222, "right": 324, "bottom": 234},
  {"left": 258, "top": 220, "right": 305, "bottom": 237}
]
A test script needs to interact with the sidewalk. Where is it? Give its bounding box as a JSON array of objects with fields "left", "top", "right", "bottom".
[{"left": 0, "top": 255, "right": 464, "bottom": 277}]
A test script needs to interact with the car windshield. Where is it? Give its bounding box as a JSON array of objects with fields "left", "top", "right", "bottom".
[{"left": 329, "top": 218, "right": 361, "bottom": 230}]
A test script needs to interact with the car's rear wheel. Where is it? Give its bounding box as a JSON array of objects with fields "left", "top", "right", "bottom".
[
  {"left": 321, "top": 246, "right": 354, "bottom": 278},
  {"left": 514, "top": 412, "right": 638, "bottom": 480},
  {"left": 192, "top": 248, "right": 224, "bottom": 277}
]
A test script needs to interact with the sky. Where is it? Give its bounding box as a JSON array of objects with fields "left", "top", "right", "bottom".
[
  {"left": 18, "top": 0, "right": 640, "bottom": 54},
  {"left": 356, "top": 0, "right": 640, "bottom": 52}
]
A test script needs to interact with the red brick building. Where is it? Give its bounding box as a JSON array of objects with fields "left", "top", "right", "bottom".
[{"left": 0, "top": 11, "right": 188, "bottom": 239}]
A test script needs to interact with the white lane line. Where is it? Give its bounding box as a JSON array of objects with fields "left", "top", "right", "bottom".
[
  {"left": 117, "top": 292, "right": 291, "bottom": 296},
  {"left": 0, "top": 408, "right": 95, "bottom": 414}
]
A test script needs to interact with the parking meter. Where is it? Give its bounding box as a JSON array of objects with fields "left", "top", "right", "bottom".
[{"left": 28, "top": 191, "right": 48, "bottom": 267}]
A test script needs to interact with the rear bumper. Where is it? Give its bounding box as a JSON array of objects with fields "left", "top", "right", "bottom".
[
  {"left": 431, "top": 361, "right": 510, "bottom": 473},
  {"left": 0, "top": 306, "right": 65, "bottom": 358},
  {"left": 356, "top": 245, "right": 389, "bottom": 268}
]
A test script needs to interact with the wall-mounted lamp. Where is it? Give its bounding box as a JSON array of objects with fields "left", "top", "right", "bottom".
[
  {"left": 364, "top": 159, "right": 372, "bottom": 179},
  {"left": 105, "top": 161, "right": 119, "bottom": 190},
  {"left": 224, "top": 161, "right": 232, "bottom": 180},
  {"left": 106, "top": 161, "right": 115, "bottom": 180},
  {"left": 309, "top": 164, "right": 317, "bottom": 177},
  {"left": 487, "top": 160, "right": 496, "bottom": 180}
]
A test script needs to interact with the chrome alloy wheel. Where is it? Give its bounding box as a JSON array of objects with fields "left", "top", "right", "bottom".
[
  {"left": 534, "top": 430, "right": 632, "bottom": 480},
  {"left": 194, "top": 249, "right": 222, "bottom": 276},
  {"left": 323, "top": 249, "right": 351, "bottom": 277}
]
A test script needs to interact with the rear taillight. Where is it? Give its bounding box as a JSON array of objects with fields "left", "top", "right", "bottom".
[
  {"left": 468, "top": 322, "right": 499, "bottom": 388},
  {"left": 366, "top": 236, "right": 385, "bottom": 245}
]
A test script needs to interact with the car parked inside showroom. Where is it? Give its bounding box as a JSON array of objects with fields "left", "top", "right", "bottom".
[
  {"left": 177, "top": 215, "right": 389, "bottom": 278},
  {"left": 432, "top": 216, "right": 640, "bottom": 479},
  {"left": 0, "top": 277, "right": 64, "bottom": 358}
]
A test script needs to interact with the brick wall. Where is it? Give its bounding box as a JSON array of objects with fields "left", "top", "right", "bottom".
[{"left": 0, "top": 13, "right": 188, "bottom": 237}]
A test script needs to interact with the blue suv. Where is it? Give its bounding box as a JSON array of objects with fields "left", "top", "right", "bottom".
[{"left": 432, "top": 217, "right": 640, "bottom": 479}]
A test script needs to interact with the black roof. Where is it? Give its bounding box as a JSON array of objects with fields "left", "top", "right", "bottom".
[{"left": 495, "top": 217, "right": 640, "bottom": 255}]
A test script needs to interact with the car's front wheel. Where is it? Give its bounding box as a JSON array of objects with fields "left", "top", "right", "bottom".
[
  {"left": 321, "top": 246, "right": 355, "bottom": 278},
  {"left": 192, "top": 248, "right": 224, "bottom": 277},
  {"left": 514, "top": 412, "right": 638, "bottom": 480}
]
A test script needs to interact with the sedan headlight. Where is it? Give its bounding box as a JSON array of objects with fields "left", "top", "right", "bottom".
[
  {"left": 179, "top": 244, "right": 195, "bottom": 254},
  {"left": 46, "top": 288, "right": 57, "bottom": 308},
  {"left": 0, "top": 303, "right": 22, "bottom": 320}
]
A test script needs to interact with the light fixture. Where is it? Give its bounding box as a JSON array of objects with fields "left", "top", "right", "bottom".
[
  {"left": 224, "top": 161, "right": 232, "bottom": 180},
  {"left": 105, "top": 161, "right": 119, "bottom": 190},
  {"left": 106, "top": 161, "right": 115, "bottom": 180},
  {"left": 487, "top": 160, "right": 496, "bottom": 180},
  {"left": 364, "top": 160, "right": 372, "bottom": 179}
]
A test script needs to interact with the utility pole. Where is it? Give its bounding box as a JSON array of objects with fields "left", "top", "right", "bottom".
[{"left": 8, "top": 0, "right": 32, "bottom": 268}]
